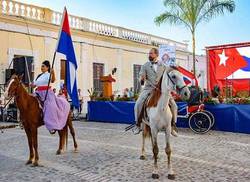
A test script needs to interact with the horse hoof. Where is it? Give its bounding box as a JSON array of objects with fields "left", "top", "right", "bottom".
[
  {"left": 168, "top": 174, "right": 176, "bottom": 180},
  {"left": 56, "top": 150, "right": 62, "bottom": 155},
  {"left": 139, "top": 155, "right": 146, "bottom": 160},
  {"left": 31, "top": 162, "right": 39, "bottom": 167},
  {"left": 25, "top": 160, "right": 33, "bottom": 165},
  {"left": 74, "top": 148, "right": 79, "bottom": 153},
  {"left": 152, "top": 173, "right": 159, "bottom": 179}
]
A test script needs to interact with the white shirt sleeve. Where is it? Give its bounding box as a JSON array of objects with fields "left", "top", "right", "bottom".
[{"left": 34, "top": 72, "right": 50, "bottom": 86}]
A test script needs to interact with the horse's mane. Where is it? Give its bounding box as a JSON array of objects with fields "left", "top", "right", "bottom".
[{"left": 147, "top": 74, "right": 163, "bottom": 108}]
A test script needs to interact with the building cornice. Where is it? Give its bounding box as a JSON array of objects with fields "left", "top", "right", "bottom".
[{"left": 0, "top": 0, "right": 188, "bottom": 51}]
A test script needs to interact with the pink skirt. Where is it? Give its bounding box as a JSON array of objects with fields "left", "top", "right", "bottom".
[{"left": 35, "top": 89, "right": 70, "bottom": 131}]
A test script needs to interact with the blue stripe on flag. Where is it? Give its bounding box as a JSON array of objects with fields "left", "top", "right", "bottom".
[{"left": 57, "top": 31, "right": 79, "bottom": 108}]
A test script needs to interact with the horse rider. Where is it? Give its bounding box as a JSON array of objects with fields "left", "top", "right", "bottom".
[
  {"left": 133, "top": 48, "right": 178, "bottom": 136},
  {"left": 30, "top": 60, "right": 70, "bottom": 134}
]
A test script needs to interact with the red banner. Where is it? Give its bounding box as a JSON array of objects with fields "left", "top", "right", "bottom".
[{"left": 207, "top": 43, "right": 250, "bottom": 95}]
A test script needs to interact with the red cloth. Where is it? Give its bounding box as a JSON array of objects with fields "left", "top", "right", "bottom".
[
  {"left": 208, "top": 48, "right": 250, "bottom": 94},
  {"left": 36, "top": 86, "right": 51, "bottom": 91}
]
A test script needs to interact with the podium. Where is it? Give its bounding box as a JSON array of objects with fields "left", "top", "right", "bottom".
[{"left": 100, "top": 74, "right": 116, "bottom": 98}]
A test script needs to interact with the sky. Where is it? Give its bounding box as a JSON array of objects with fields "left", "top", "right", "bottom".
[{"left": 16, "top": 0, "right": 250, "bottom": 55}]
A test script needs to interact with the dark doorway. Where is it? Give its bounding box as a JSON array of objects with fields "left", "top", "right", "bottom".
[{"left": 13, "top": 56, "right": 34, "bottom": 86}]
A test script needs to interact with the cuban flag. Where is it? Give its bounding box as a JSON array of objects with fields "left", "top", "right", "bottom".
[
  {"left": 56, "top": 8, "right": 79, "bottom": 108},
  {"left": 226, "top": 47, "right": 250, "bottom": 79}
]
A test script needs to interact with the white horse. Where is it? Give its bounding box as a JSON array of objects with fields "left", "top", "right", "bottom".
[{"left": 140, "top": 67, "right": 190, "bottom": 180}]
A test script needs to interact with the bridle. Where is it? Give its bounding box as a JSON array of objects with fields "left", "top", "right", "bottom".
[
  {"left": 6, "top": 78, "right": 22, "bottom": 100},
  {"left": 167, "top": 71, "right": 187, "bottom": 92}
]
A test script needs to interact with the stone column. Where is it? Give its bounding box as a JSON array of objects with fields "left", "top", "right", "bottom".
[{"left": 116, "top": 49, "right": 123, "bottom": 95}]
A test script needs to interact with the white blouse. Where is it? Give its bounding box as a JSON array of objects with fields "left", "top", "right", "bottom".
[{"left": 34, "top": 72, "right": 50, "bottom": 86}]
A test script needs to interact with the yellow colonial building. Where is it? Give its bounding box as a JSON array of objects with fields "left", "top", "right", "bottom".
[{"left": 0, "top": 0, "right": 206, "bottom": 112}]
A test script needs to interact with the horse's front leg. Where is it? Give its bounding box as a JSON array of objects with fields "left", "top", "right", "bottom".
[
  {"left": 165, "top": 127, "right": 175, "bottom": 180},
  {"left": 151, "top": 128, "right": 159, "bottom": 179},
  {"left": 24, "top": 126, "right": 34, "bottom": 165},
  {"left": 140, "top": 129, "right": 146, "bottom": 160},
  {"left": 32, "top": 128, "right": 39, "bottom": 166}
]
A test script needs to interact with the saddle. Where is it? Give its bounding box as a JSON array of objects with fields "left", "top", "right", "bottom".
[
  {"left": 138, "top": 95, "right": 151, "bottom": 126},
  {"left": 34, "top": 93, "right": 44, "bottom": 121},
  {"left": 138, "top": 77, "right": 163, "bottom": 126},
  {"left": 138, "top": 89, "right": 175, "bottom": 127}
]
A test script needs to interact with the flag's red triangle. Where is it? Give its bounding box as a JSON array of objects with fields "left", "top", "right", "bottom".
[{"left": 62, "top": 8, "right": 71, "bottom": 35}]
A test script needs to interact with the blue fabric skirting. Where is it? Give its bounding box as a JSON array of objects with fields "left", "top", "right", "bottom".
[{"left": 87, "top": 101, "right": 250, "bottom": 134}]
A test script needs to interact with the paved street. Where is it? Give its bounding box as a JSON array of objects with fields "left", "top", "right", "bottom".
[{"left": 0, "top": 121, "right": 250, "bottom": 182}]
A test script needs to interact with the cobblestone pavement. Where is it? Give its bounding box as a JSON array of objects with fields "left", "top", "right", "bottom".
[{"left": 0, "top": 121, "right": 250, "bottom": 182}]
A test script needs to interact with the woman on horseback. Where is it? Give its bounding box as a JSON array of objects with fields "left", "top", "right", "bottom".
[{"left": 31, "top": 60, "right": 70, "bottom": 134}]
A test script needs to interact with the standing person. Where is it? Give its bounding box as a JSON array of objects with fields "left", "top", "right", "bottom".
[
  {"left": 133, "top": 48, "right": 178, "bottom": 136},
  {"left": 62, "top": 84, "right": 68, "bottom": 99},
  {"left": 129, "top": 87, "right": 134, "bottom": 98},
  {"left": 31, "top": 60, "right": 70, "bottom": 134},
  {"left": 78, "top": 89, "right": 83, "bottom": 113},
  {"left": 123, "top": 88, "right": 129, "bottom": 98}
]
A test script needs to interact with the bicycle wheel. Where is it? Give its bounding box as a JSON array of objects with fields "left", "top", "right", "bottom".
[
  {"left": 203, "top": 110, "right": 215, "bottom": 128},
  {"left": 188, "top": 112, "right": 212, "bottom": 134}
]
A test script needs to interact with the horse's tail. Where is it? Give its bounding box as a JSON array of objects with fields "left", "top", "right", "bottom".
[
  {"left": 65, "top": 122, "right": 68, "bottom": 150},
  {"left": 65, "top": 112, "right": 72, "bottom": 151}
]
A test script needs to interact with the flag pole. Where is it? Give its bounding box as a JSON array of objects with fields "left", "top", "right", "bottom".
[
  {"left": 43, "top": 8, "right": 66, "bottom": 103},
  {"left": 43, "top": 51, "right": 57, "bottom": 103}
]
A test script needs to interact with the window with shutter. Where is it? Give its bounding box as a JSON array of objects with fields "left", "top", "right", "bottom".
[
  {"left": 60, "top": 59, "right": 66, "bottom": 83},
  {"left": 93, "top": 63, "right": 104, "bottom": 95}
]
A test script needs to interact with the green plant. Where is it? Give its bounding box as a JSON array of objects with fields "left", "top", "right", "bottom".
[
  {"left": 225, "top": 97, "right": 250, "bottom": 104},
  {"left": 95, "top": 97, "right": 111, "bottom": 101},
  {"left": 116, "top": 97, "right": 133, "bottom": 102},
  {"left": 155, "top": 0, "right": 235, "bottom": 75},
  {"left": 203, "top": 97, "right": 218, "bottom": 105},
  {"left": 87, "top": 88, "right": 98, "bottom": 101},
  {"left": 133, "top": 93, "right": 139, "bottom": 101}
]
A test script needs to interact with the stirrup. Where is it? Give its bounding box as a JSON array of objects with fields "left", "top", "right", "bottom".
[
  {"left": 49, "top": 130, "right": 56, "bottom": 135},
  {"left": 132, "top": 126, "right": 142, "bottom": 135}
]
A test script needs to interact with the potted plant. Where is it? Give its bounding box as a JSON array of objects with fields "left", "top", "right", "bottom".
[{"left": 87, "top": 88, "right": 97, "bottom": 101}]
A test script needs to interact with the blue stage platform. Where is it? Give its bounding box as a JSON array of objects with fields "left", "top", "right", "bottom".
[{"left": 87, "top": 101, "right": 250, "bottom": 134}]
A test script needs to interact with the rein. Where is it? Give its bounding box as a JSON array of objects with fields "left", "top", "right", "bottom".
[{"left": 167, "top": 73, "right": 187, "bottom": 92}]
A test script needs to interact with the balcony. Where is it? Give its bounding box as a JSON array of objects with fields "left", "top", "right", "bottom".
[{"left": 0, "top": 0, "right": 188, "bottom": 51}]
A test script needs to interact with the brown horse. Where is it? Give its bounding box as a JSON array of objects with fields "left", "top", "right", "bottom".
[{"left": 4, "top": 75, "right": 78, "bottom": 166}]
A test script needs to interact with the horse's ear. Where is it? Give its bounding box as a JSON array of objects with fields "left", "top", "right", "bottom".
[
  {"left": 18, "top": 74, "right": 24, "bottom": 81},
  {"left": 165, "top": 66, "right": 174, "bottom": 73}
]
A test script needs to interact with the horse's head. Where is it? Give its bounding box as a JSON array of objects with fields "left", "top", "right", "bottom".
[
  {"left": 164, "top": 67, "right": 190, "bottom": 100},
  {"left": 4, "top": 74, "right": 23, "bottom": 100}
]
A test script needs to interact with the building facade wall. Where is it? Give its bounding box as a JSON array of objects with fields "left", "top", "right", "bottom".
[{"left": 0, "top": 1, "right": 208, "bottom": 113}]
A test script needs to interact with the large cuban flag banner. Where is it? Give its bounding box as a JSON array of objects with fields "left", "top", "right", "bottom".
[
  {"left": 56, "top": 8, "right": 79, "bottom": 108},
  {"left": 208, "top": 44, "right": 250, "bottom": 93}
]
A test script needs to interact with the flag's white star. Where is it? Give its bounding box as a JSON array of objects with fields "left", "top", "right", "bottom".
[{"left": 218, "top": 50, "right": 229, "bottom": 66}]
